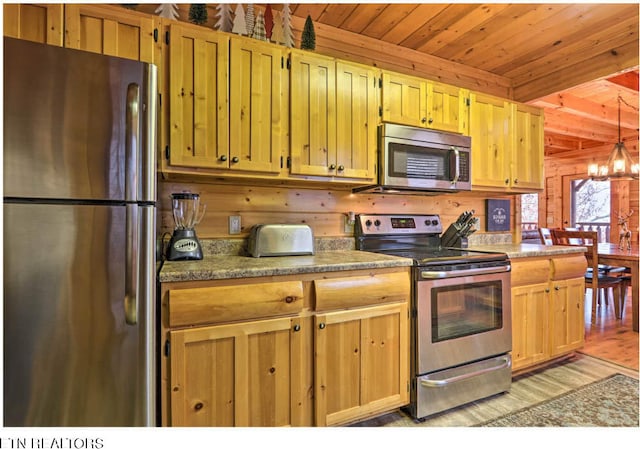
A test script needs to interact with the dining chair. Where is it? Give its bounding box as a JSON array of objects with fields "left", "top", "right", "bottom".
[
  {"left": 550, "top": 229, "right": 624, "bottom": 322},
  {"left": 538, "top": 227, "right": 553, "bottom": 245}
]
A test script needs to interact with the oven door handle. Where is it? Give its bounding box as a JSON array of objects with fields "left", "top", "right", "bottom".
[
  {"left": 420, "top": 356, "right": 512, "bottom": 388},
  {"left": 420, "top": 265, "right": 510, "bottom": 279}
]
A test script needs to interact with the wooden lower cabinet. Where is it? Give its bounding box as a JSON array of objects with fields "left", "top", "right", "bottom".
[
  {"left": 169, "top": 315, "right": 311, "bottom": 427},
  {"left": 314, "top": 302, "right": 409, "bottom": 427},
  {"left": 161, "top": 267, "right": 411, "bottom": 427},
  {"left": 549, "top": 277, "right": 585, "bottom": 356},
  {"left": 510, "top": 255, "right": 586, "bottom": 371},
  {"left": 511, "top": 282, "right": 550, "bottom": 369}
]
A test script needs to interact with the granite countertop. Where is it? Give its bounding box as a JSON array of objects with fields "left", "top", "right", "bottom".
[
  {"left": 469, "top": 243, "right": 587, "bottom": 259},
  {"left": 159, "top": 250, "right": 414, "bottom": 283}
]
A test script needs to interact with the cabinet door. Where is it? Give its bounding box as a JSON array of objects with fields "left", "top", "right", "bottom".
[
  {"left": 511, "top": 103, "right": 545, "bottom": 190},
  {"left": 229, "top": 37, "right": 285, "bottom": 173},
  {"left": 169, "top": 316, "right": 311, "bottom": 427},
  {"left": 64, "top": 4, "right": 156, "bottom": 63},
  {"left": 290, "top": 50, "right": 337, "bottom": 176},
  {"left": 511, "top": 283, "right": 550, "bottom": 371},
  {"left": 168, "top": 24, "right": 229, "bottom": 169},
  {"left": 550, "top": 277, "right": 585, "bottom": 356},
  {"left": 469, "top": 92, "right": 511, "bottom": 189},
  {"left": 335, "top": 61, "right": 379, "bottom": 180},
  {"left": 3, "top": 3, "right": 63, "bottom": 45},
  {"left": 426, "top": 81, "right": 469, "bottom": 135},
  {"left": 381, "top": 71, "right": 426, "bottom": 127},
  {"left": 314, "top": 303, "right": 409, "bottom": 426}
]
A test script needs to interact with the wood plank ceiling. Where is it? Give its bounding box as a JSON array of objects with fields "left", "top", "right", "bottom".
[{"left": 279, "top": 3, "right": 639, "bottom": 160}]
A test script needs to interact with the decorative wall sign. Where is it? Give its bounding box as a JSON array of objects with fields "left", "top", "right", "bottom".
[{"left": 486, "top": 199, "right": 510, "bottom": 231}]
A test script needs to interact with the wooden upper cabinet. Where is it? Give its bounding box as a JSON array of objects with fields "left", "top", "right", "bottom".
[
  {"left": 229, "top": 37, "right": 285, "bottom": 173},
  {"left": 511, "top": 103, "right": 544, "bottom": 191},
  {"left": 469, "top": 92, "right": 511, "bottom": 190},
  {"left": 3, "top": 3, "right": 63, "bottom": 45},
  {"left": 427, "top": 81, "right": 469, "bottom": 134},
  {"left": 64, "top": 4, "right": 156, "bottom": 63},
  {"left": 289, "top": 50, "right": 337, "bottom": 177},
  {"left": 469, "top": 92, "right": 544, "bottom": 192},
  {"left": 381, "top": 71, "right": 469, "bottom": 135},
  {"left": 335, "top": 61, "right": 379, "bottom": 180},
  {"left": 168, "top": 24, "right": 229, "bottom": 169},
  {"left": 381, "top": 71, "right": 426, "bottom": 128}
]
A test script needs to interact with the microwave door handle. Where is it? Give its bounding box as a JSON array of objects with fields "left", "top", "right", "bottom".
[{"left": 449, "top": 147, "right": 460, "bottom": 184}]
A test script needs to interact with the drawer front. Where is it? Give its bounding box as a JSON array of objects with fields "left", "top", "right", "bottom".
[
  {"left": 314, "top": 271, "right": 410, "bottom": 311},
  {"left": 510, "top": 259, "right": 550, "bottom": 287},
  {"left": 168, "top": 281, "right": 304, "bottom": 327},
  {"left": 550, "top": 255, "right": 588, "bottom": 280}
]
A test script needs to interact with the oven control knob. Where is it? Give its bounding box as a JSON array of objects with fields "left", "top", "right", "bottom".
[
  {"left": 374, "top": 219, "right": 381, "bottom": 227},
  {"left": 432, "top": 219, "right": 439, "bottom": 226},
  {"left": 365, "top": 220, "right": 372, "bottom": 227},
  {"left": 424, "top": 219, "right": 431, "bottom": 226}
]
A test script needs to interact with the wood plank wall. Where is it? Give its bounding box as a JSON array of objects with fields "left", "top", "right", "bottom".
[{"left": 158, "top": 181, "right": 513, "bottom": 239}]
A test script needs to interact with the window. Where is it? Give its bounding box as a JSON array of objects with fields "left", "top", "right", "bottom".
[{"left": 570, "top": 178, "right": 611, "bottom": 241}]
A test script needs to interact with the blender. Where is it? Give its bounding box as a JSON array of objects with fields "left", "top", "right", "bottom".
[{"left": 167, "top": 192, "right": 206, "bottom": 261}]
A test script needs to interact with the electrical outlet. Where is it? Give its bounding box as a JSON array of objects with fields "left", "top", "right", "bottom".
[
  {"left": 344, "top": 215, "right": 354, "bottom": 234},
  {"left": 229, "top": 215, "right": 241, "bottom": 235}
]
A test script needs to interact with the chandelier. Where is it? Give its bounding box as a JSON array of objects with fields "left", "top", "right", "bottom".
[{"left": 587, "top": 95, "right": 639, "bottom": 181}]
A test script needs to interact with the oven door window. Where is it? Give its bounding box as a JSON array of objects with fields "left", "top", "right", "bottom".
[{"left": 431, "top": 280, "right": 503, "bottom": 342}]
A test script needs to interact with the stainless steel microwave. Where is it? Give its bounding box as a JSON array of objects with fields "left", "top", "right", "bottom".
[{"left": 354, "top": 123, "right": 471, "bottom": 194}]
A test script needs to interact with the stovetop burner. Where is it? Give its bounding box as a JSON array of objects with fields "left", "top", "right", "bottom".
[{"left": 355, "top": 213, "right": 508, "bottom": 266}]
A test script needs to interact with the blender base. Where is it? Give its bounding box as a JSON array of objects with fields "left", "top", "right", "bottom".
[{"left": 167, "top": 229, "right": 203, "bottom": 261}]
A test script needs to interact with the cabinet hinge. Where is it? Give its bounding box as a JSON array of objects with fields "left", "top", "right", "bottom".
[
  {"left": 407, "top": 380, "right": 410, "bottom": 393},
  {"left": 378, "top": 106, "right": 382, "bottom": 117},
  {"left": 165, "top": 30, "right": 170, "bottom": 45},
  {"left": 281, "top": 56, "right": 284, "bottom": 69},
  {"left": 466, "top": 97, "right": 471, "bottom": 106},
  {"left": 165, "top": 145, "right": 170, "bottom": 160},
  {"left": 287, "top": 156, "right": 291, "bottom": 169},
  {"left": 286, "top": 57, "right": 291, "bottom": 70},
  {"left": 378, "top": 78, "right": 382, "bottom": 88},
  {"left": 158, "top": 93, "right": 162, "bottom": 107},
  {"left": 280, "top": 156, "right": 283, "bottom": 169},
  {"left": 153, "top": 28, "right": 158, "bottom": 43},
  {"left": 164, "top": 340, "right": 170, "bottom": 357}
]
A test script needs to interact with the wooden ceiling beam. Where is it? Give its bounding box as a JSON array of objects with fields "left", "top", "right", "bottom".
[
  {"left": 532, "top": 93, "right": 639, "bottom": 129},
  {"left": 543, "top": 109, "right": 621, "bottom": 141},
  {"left": 608, "top": 71, "right": 640, "bottom": 91},
  {"left": 513, "top": 40, "right": 640, "bottom": 102}
]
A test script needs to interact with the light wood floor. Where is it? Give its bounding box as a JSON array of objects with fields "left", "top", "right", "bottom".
[{"left": 579, "top": 286, "right": 639, "bottom": 370}]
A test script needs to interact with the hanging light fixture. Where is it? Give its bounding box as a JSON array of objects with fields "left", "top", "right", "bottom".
[{"left": 588, "top": 95, "right": 639, "bottom": 181}]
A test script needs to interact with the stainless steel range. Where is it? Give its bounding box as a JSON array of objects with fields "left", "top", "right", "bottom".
[{"left": 355, "top": 214, "right": 512, "bottom": 419}]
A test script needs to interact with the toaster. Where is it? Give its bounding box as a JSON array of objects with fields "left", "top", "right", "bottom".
[{"left": 247, "top": 224, "right": 315, "bottom": 257}]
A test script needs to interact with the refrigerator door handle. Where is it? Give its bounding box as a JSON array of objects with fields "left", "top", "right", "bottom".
[
  {"left": 125, "top": 204, "right": 139, "bottom": 325},
  {"left": 125, "top": 83, "right": 140, "bottom": 203}
]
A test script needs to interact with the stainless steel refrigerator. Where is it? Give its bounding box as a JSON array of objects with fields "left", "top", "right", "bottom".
[{"left": 3, "top": 37, "right": 157, "bottom": 426}]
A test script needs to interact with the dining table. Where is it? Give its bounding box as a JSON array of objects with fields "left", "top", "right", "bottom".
[{"left": 597, "top": 243, "right": 639, "bottom": 332}]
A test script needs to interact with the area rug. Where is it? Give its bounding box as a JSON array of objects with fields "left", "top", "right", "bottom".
[{"left": 478, "top": 374, "right": 639, "bottom": 427}]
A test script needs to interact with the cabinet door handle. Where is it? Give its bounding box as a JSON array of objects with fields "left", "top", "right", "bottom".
[
  {"left": 329, "top": 164, "right": 336, "bottom": 170},
  {"left": 428, "top": 118, "right": 434, "bottom": 124},
  {"left": 219, "top": 155, "right": 227, "bottom": 162},
  {"left": 284, "top": 296, "right": 295, "bottom": 303},
  {"left": 231, "top": 156, "right": 239, "bottom": 163},
  {"left": 318, "top": 323, "right": 326, "bottom": 329},
  {"left": 554, "top": 286, "right": 560, "bottom": 290},
  {"left": 421, "top": 117, "right": 427, "bottom": 124},
  {"left": 545, "top": 288, "right": 550, "bottom": 293},
  {"left": 337, "top": 165, "right": 344, "bottom": 171},
  {"left": 505, "top": 179, "right": 510, "bottom": 184},
  {"left": 514, "top": 178, "right": 519, "bottom": 184},
  {"left": 293, "top": 324, "right": 301, "bottom": 332}
]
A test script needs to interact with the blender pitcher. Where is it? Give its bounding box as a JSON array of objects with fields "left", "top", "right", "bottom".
[{"left": 167, "top": 192, "right": 206, "bottom": 261}]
